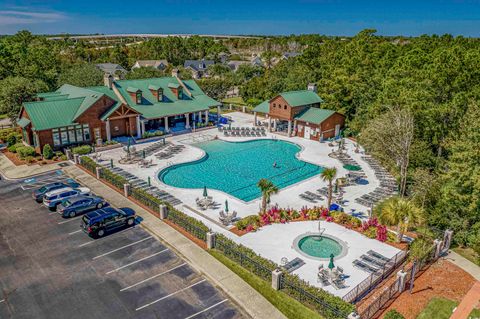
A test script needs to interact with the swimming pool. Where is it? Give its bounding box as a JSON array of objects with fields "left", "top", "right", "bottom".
[{"left": 159, "top": 139, "right": 323, "bottom": 201}]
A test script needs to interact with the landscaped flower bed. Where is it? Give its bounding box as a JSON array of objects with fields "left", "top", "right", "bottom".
[{"left": 234, "top": 205, "right": 398, "bottom": 244}]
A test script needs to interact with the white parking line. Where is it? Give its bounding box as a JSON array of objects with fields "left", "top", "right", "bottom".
[
  {"left": 77, "top": 228, "right": 135, "bottom": 248},
  {"left": 68, "top": 229, "right": 82, "bottom": 236},
  {"left": 184, "top": 299, "right": 228, "bottom": 319},
  {"left": 106, "top": 249, "right": 169, "bottom": 275},
  {"left": 48, "top": 212, "right": 58, "bottom": 216},
  {"left": 120, "top": 263, "right": 187, "bottom": 291},
  {"left": 93, "top": 236, "right": 153, "bottom": 260},
  {"left": 136, "top": 279, "right": 206, "bottom": 311},
  {"left": 58, "top": 216, "right": 82, "bottom": 224}
]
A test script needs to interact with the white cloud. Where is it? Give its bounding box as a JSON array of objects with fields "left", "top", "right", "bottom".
[{"left": 0, "top": 8, "right": 67, "bottom": 26}]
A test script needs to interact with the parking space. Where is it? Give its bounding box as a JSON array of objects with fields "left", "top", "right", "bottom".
[{"left": 0, "top": 172, "right": 245, "bottom": 319}]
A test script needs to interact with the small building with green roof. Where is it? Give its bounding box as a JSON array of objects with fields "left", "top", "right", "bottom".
[
  {"left": 252, "top": 84, "right": 345, "bottom": 141},
  {"left": 17, "top": 71, "right": 221, "bottom": 152}
]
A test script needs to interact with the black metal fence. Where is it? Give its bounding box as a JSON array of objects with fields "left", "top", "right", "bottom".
[
  {"left": 358, "top": 278, "right": 401, "bottom": 319},
  {"left": 166, "top": 209, "right": 208, "bottom": 242},
  {"left": 343, "top": 250, "right": 407, "bottom": 303},
  {"left": 130, "top": 187, "right": 160, "bottom": 213}
]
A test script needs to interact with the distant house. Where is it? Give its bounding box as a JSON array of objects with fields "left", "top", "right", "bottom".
[
  {"left": 282, "top": 52, "right": 301, "bottom": 59},
  {"left": 227, "top": 60, "right": 249, "bottom": 72},
  {"left": 253, "top": 84, "right": 345, "bottom": 141},
  {"left": 131, "top": 60, "right": 169, "bottom": 71},
  {"left": 17, "top": 71, "right": 220, "bottom": 152},
  {"left": 183, "top": 59, "right": 215, "bottom": 79},
  {"left": 95, "top": 63, "right": 127, "bottom": 80},
  {"left": 250, "top": 56, "right": 264, "bottom": 67}
]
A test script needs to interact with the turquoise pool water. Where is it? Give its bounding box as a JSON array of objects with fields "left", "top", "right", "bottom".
[
  {"left": 159, "top": 139, "right": 323, "bottom": 201},
  {"left": 297, "top": 236, "right": 343, "bottom": 259}
]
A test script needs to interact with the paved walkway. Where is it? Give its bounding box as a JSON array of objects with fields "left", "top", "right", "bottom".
[
  {"left": 450, "top": 281, "right": 480, "bottom": 319},
  {"left": 63, "top": 165, "right": 286, "bottom": 319},
  {"left": 446, "top": 251, "right": 480, "bottom": 281},
  {"left": 0, "top": 153, "right": 62, "bottom": 179}
]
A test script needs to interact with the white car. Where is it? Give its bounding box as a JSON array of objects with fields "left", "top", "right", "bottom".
[{"left": 43, "top": 187, "right": 90, "bottom": 210}]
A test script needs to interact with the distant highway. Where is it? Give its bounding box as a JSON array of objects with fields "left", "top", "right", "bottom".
[{"left": 48, "top": 33, "right": 262, "bottom": 41}]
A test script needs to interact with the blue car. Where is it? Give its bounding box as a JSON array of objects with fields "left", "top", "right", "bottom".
[
  {"left": 43, "top": 187, "right": 91, "bottom": 211},
  {"left": 81, "top": 207, "right": 136, "bottom": 238},
  {"left": 57, "top": 195, "right": 109, "bottom": 218},
  {"left": 32, "top": 181, "right": 79, "bottom": 203}
]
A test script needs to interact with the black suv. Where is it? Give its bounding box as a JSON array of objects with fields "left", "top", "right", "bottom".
[{"left": 81, "top": 207, "right": 136, "bottom": 238}]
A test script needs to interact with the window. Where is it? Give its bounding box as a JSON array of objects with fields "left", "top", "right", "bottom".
[
  {"left": 83, "top": 125, "right": 90, "bottom": 141},
  {"left": 60, "top": 128, "right": 68, "bottom": 146},
  {"left": 33, "top": 133, "right": 38, "bottom": 147},
  {"left": 94, "top": 128, "right": 101, "bottom": 140},
  {"left": 136, "top": 92, "right": 142, "bottom": 104},
  {"left": 76, "top": 126, "right": 83, "bottom": 142},
  {"left": 273, "top": 103, "right": 276, "bottom": 108},
  {"left": 68, "top": 126, "right": 76, "bottom": 144},
  {"left": 284, "top": 105, "right": 287, "bottom": 110},
  {"left": 157, "top": 88, "right": 163, "bottom": 102},
  {"left": 178, "top": 89, "right": 183, "bottom": 99},
  {"left": 52, "top": 130, "right": 61, "bottom": 146}
]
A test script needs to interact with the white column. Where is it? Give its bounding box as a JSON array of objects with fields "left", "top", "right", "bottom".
[
  {"left": 136, "top": 116, "right": 141, "bottom": 139},
  {"left": 164, "top": 116, "right": 169, "bottom": 132},
  {"left": 254, "top": 112, "right": 257, "bottom": 126},
  {"left": 273, "top": 119, "right": 277, "bottom": 131},
  {"left": 217, "top": 105, "right": 221, "bottom": 118},
  {"left": 293, "top": 120, "right": 297, "bottom": 135},
  {"left": 268, "top": 118, "right": 272, "bottom": 131},
  {"left": 185, "top": 113, "right": 190, "bottom": 128},
  {"left": 141, "top": 120, "right": 146, "bottom": 136},
  {"left": 198, "top": 111, "right": 203, "bottom": 123},
  {"left": 287, "top": 120, "right": 292, "bottom": 137},
  {"left": 106, "top": 119, "right": 111, "bottom": 141},
  {"left": 205, "top": 110, "right": 209, "bottom": 124}
]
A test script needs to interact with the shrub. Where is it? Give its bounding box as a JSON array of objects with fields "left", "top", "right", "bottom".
[
  {"left": 236, "top": 215, "right": 260, "bottom": 230},
  {"left": 16, "top": 145, "right": 36, "bottom": 159},
  {"left": 0, "top": 128, "right": 17, "bottom": 142},
  {"left": 6, "top": 132, "right": 17, "bottom": 146},
  {"left": 142, "top": 131, "right": 164, "bottom": 139},
  {"left": 7, "top": 142, "right": 23, "bottom": 153},
  {"left": 55, "top": 151, "right": 63, "bottom": 157},
  {"left": 25, "top": 156, "right": 35, "bottom": 164},
  {"left": 384, "top": 309, "right": 405, "bottom": 319},
  {"left": 60, "top": 154, "right": 67, "bottom": 161},
  {"left": 42, "top": 144, "right": 54, "bottom": 159},
  {"left": 103, "top": 140, "right": 119, "bottom": 145},
  {"left": 72, "top": 145, "right": 92, "bottom": 155}
]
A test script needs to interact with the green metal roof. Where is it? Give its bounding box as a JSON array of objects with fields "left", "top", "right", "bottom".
[
  {"left": 17, "top": 117, "right": 31, "bottom": 128},
  {"left": 167, "top": 83, "right": 181, "bottom": 89},
  {"left": 23, "top": 97, "right": 83, "bottom": 130},
  {"left": 253, "top": 100, "right": 270, "bottom": 113},
  {"left": 55, "top": 84, "right": 104, "bottom": 119},
  {"left": 294, "top": 107, "right": 336, "bottom": 125},
  {"left": 114, "top": 77, "right": 220, "bottom": 119},
  {"left": 148, "top": 84, "right": 161, "bottom": 91},
  {"left": 127, "top": 87, "right": 141, "bottom": 93},
  {"left": 99, "top": 101, "right": 125, "bottom": 121},
  {"left": 279, "top": 90, "right": 323, "bottom": 107}
]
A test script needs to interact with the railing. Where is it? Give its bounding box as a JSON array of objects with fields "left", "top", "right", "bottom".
[
  {"left": 166, "top": 209, "right": 208, "bottom": 242},
  {"left": 343, "top": 250, "right": 407, "bottom": 303},
  {"left": 359, "top": 278, "right": 401, "bottom": 319}
]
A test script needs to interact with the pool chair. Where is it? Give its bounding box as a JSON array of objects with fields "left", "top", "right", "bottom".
[
  {"left": 241, "top": 131, "right": 246, "bottom": 136},
  {"left": 367, "top": 250, "right": 391, "bottom": 262},
  {"left": 361, "top": 255, "right": 387, "bottom": 268},
  {"left": 317, "top": 269, "right": 330, "bottom": 286},
  {"left": 224, "top": 131, "right": 229, "bottom": 136},
  {"left": 261, "top": 131, "right": 267, "bottom": 136},
  {"left": 353, "top": 259, "right": 379, "bottom": 274}
]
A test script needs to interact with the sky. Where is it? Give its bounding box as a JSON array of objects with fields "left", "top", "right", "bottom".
[{"left": 1, "top": 0, "right": 480, "bottom": 36}]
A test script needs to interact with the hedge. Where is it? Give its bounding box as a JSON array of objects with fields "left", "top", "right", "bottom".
[
  {"left": 72, "top": 145, "right": 92, "bottom": 155},
  {"left": 80, "top": 156, "right": 97, "bottom": 173},
  {"left": 16, "top": 145, "right": 36, "bottom": 159}
]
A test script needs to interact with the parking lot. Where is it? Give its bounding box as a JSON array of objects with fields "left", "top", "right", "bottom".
[{"left": 0, "top": 171, "right": 245, "bottom": 319}]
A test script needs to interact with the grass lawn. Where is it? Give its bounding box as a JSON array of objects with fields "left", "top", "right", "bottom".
[
  {"left": 0, "top": 114, "right": 8, "bottom": 120},
  {"left": 453, "top": 247, "right": 480, "bottom": 266},
  {"left": 209, "top": 250, "right": 323, "bottom": 319},
  {"left": 417, "top": 297, "right": 480, "bottom": 319},
  {"left": 222, "top": 97, "right": 246, "bottom": 105}
]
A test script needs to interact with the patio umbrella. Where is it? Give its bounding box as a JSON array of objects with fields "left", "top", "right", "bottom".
[
  {"left": 203, "top": 186, "right": 208, "bottom": 198},
  {"left": 225, "top": 199, "right": 229, "bottom": 213},
  {"left": 328, "top": 253, "right": 335, "bottom": 270}
]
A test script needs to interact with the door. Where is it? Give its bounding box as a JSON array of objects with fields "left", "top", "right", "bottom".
[
  {"left": 304, "top": 126, "right": 311, "bottom": 139},
  {"left": 335, "top": 124, "right": 340, "bottom": 138}
]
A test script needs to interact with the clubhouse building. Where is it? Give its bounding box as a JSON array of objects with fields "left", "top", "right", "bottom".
[
  {"left": 253, "top": 84, "right": 345, "bottom": 141},
  {"left": 18, "top": 71, "right": 221, "bottom": 152}
]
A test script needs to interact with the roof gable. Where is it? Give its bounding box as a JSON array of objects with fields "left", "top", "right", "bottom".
[
  {"left": 279, "top": 90, "right": 323, "bottom": 107},
  {"left": 294, "top": 107, "right": 337, "bottom": 125},
  {"left": 23, "top": 97, "right": 84, "bottom": 130}
]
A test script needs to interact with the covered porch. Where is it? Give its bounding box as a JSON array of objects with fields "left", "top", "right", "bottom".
[
  {"left": 253, "top": 111, "right": 295, "bottom": 137},
  {"left": 142, "top": 107, "right": 220, "bottom": 134},
  {"left": 103, "top": 104, "right": 142, "bottom": 141}
]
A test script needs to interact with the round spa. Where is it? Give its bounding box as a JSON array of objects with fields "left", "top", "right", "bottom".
[{"left": 293, "top": 233, "right": 348, "bottom": 261}]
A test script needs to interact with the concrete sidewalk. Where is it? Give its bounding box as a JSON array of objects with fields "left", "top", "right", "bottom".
[
  {"left": 446, "top": 251, "right": 480, "bottom": 281},
  {"left": 63, "top": 165, "right": 286, "bottom": 319},
  {"left": 450, "top": 281, "right": 480, "bottom": 319},
  {"left": 0, "top": 153, "right": 63, "bottom": 179}
]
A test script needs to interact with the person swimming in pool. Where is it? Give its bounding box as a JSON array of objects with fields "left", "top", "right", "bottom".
[{"left": 273, "top": 161, "right": 277, "bottom": 168}]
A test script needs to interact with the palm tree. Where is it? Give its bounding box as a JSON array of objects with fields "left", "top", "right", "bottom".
[
  {"left": 321, "top": 167, "right": 337, "bottom": 209},
  {"left": 375, "top": 197, "right": 424, "bottom": 243},
  {"left": 257, "top": 178, "right": 279, "bottom": 214}
]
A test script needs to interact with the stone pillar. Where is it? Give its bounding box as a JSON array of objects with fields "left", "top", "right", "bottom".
[
  {"left": 287, "top": 120, "right": 292, "bottom": 137},
  {"left": 254, "top": 112, "right": 257, "bottom": 126},
  {"left": 106, "top": 119, "right": 111, "bottom": 141},
  {"left": 95, "top": 166, "right": 102, "bottom": 179},
  {"left": 271, "top": 269, "right": 283, "bottom": 290},
  {"left": 293, "top": 120, "right": 297, "bottom": 135},
  {"left": 267, "top": 118, "right": 272, "bottom": 131},
  {"left": 73, "top": 154, "right": 80, "bottom": 164},
  {"left": 164, "top": 116, "right": 169, "bottom": 132},
  {"left": 206, "top": 232, "right": 216, "bottom": 249},
  {"left": 185, "top": 113, "right": 190, "bottom": 129},
  {"left": 229, "top": 103, "right": 232, "bottom": 111},
  {"left": 141, "top": 120, "right": 146, "bottom": 136},
  {"left": 242, "top": 105, "right": 246, "bottom": 113},
  {"left": 65, "top": 149, "right": 72, "bottom": 161},
  {"left": 123, "top": 183, "right": 130, "bottom": 197},
  {"left": 396, "top": 270, "right": 408, "bottom": 293},
  {"left": 159, "top": 204, "right": 167, "bottom": 219},
  {"left": 434, "top": 239, "right": 443, "bottom": 259},
  {"left": 205, "top": 110, "right": 209, "bottom": 124},
  {"left": 136, "top": 116, "right": 141, "bottom": 139},
  {"left": 443, "top": 229, "right": 453, "bottom": 252},
  {"left": 197, "top": 111, "right": 203, "bottom": 124},
  {"left": 273, "top": 119, "right": 277, "bottom": 131}
]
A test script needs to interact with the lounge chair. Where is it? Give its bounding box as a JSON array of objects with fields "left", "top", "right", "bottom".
[
  {"left": 367, "top": 250, "right": 390, "bottom": 262},
  {"left": 353, "top": 260, "right": 379, "bottom": 274},
  {"left": 361, "top": 255, "right": 387, "bottom": 268}
]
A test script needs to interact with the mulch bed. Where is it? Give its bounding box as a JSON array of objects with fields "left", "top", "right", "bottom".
[
  {"left": 1, "top": 149, "right": 65, "bottom": 166},
  {"left": 371, "top": 258, "right": 476, "bottom": 319}
]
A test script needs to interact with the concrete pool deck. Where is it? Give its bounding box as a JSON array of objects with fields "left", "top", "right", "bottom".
[{"left": 94, "top": 111, "right": 400, "bottom": 298}]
